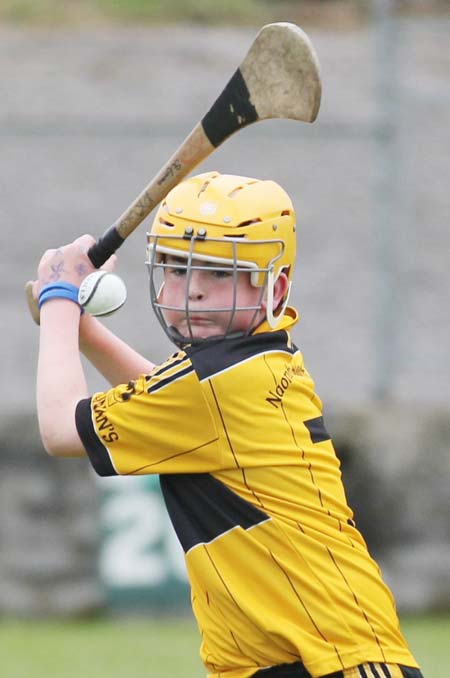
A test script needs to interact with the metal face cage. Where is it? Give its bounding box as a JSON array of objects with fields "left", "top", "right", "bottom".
[{"left": 146, "top": 233, "right": 285, "bottom": 348}]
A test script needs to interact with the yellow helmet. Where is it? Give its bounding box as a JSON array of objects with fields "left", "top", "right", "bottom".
[{"left": 146, "top": 171, "right": 297, "bottom": 346}]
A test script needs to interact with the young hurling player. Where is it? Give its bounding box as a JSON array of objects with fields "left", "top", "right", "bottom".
[{"left": 34, "top": 172, "right": 423, "bottom": 678}]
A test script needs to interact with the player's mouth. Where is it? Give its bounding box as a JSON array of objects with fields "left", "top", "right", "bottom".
[
  {"left": 183, "top": 316, "right": 215, "bottom": 327},
  {"left": 173, "top": 315, "right": 227, "bottom": 338}
]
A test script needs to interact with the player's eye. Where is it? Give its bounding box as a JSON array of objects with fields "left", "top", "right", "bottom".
[
  {"left": 211, "top": 269, "right": 233, "bottom": 279},
  {"left": 168, "top": 266, "right": 187, "bottom": 277}
]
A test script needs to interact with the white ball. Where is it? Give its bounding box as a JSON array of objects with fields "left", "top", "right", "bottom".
[{"left": 78, "top": 271, "right": 127, "bottom": 317}]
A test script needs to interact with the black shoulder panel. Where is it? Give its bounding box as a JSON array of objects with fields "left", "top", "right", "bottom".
[
  {"left": 75, "top": 398, "right": 117, "bottom": 477},
  {"left": 186, "top": 331, "right": 296, "bottom": 382},
  {"left": 304, "top": 416, "right": 331, "bottom": 444},
  {"left": 160, "top": 473, "right": 269, "bottom": 553}
]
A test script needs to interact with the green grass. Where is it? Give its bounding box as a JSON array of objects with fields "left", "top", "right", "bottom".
[
  {"left": 401, "top": 614, "right": 450, "bottom": 677},
  {"left": 0, "top": 614, "right": 449, "bottom": 677},
  {"left": 0, "top": 616, "right": 203, "bottom": 678},
  {"left": 0, "top": 0, "right": 272, "bottom": 25}
]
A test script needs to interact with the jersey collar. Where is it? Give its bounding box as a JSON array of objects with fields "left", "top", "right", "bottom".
[{"left": 253, "top": 306, "right": 299, "bottom": 335}]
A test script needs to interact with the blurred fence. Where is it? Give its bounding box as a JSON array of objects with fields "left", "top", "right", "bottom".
[{"left": 1, "top": 10, "right": 449, "bottom": 616}]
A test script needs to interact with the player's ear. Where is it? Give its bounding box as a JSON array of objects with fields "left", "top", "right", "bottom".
[
  {"left": 261, "top": 270, "right": 291, "bottom": 329},
  {"left": 272, "top": 271, "right": 290, "bottom": 309}
]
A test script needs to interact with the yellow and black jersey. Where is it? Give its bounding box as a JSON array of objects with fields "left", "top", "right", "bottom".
[{"left": 75, "top": 309, "right": 419, "bottom": 678}]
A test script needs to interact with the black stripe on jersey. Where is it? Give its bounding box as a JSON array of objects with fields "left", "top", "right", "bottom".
[
  {"left": 208, "top": 381, "right": 241, "bottom": 469},
  {"left": 147, "top": 364, "right": 194, "bottom": 394},
  {"left": 186, "top": 331, "right": 297, "bottom": 381},
  {"left": 304, "top": 416, "right": 331, "bottom": 444},
  {"left": 268, "top": 551, "right": 345, "bottom": 668},
  {"left": 400, "top": 668, "right": 424, "bottom": 678},
  {"left": 145, "top": 353, "right": 189, "bottom": 381},
  {"left": 358, "top": 667, "right": 369, "bottom": 678},
  {"left": 250, "top": 660, "right": 313, "bottom": 676},
  {"left": 75, "top": 398, "right": 117, "bottom": 477},
  {"left": 263, "top": 671, "right": 340, "bottom": 678},
  {"left": 159, "top": 473, "right": 270, "bottom": 553},
  {"left": 326, "top": 548, "right": 387, "bottom": 662}
]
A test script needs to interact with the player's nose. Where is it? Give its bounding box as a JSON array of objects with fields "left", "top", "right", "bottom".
[{"left": 187, "top": 270, "right": 206, "bottom": 301}]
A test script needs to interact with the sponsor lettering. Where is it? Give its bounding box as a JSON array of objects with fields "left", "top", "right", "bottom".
[
  {"left": 93, "top": 394, "right": 119, "bottom": 443},
  {"left": 266, "top": 363, "right": 305, "bottom": 408}
]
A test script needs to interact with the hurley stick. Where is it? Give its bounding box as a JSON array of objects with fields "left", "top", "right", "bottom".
[{"left": 26, "top": 22, "right": 321, "bottom": 323}]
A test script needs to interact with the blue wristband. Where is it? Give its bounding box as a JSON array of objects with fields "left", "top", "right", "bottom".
[{"left": 38, "top": 282, "right": 84, "bottom": 313}]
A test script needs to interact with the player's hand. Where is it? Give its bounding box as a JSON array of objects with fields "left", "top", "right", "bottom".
[
  {"left": 26, "top": 235, "right": 117, "bottom": 324},
  {"left": 35, "top": 234, "right": 117, "bottom": 296}
]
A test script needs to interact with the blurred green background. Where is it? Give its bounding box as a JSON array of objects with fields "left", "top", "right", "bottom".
[
  {"left": 1, "top": 0, "right": 448, "bottom": 26},
  {"left": 1, "top": 615, "right": 450, "bottom": 678},
  {"left": 0, "top": 0, "right": 266, "bottom": 24}
]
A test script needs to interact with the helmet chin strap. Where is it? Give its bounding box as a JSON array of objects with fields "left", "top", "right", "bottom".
[
  {"left": 167, "top": 325, "right": 246, "bottom": 349},
  {"left": 265, "top": 269, "right": 292, "bottom": 329}
]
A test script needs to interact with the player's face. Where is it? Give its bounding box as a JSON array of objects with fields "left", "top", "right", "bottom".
[{"left": 159, "top": 255, "right": 266, "bottom": 340}]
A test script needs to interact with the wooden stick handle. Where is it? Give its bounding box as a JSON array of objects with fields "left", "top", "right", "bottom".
[
  {"left": 88, "top": 123, "right": 215, "bottom": 268},
  {"left": 25, "top": 280, "right": 41, "bottom": 326}
]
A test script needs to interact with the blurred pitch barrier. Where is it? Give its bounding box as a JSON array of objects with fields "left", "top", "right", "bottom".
[{"left": 97, "top": 475, "right": 190, "bottom": 611}]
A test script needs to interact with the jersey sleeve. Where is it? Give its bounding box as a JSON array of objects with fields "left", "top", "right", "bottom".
[{"left": 75, "top": 353, "right": 221, "bottom": 477}]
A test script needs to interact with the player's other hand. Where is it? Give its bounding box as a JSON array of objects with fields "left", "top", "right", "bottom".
[{"left": 32, "top": 234, "right": 117, "bottom": 301}]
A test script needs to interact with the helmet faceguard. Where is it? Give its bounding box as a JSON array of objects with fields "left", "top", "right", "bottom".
[{"left": 146, "top": 172, "right": 296, "bottom": 348}]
